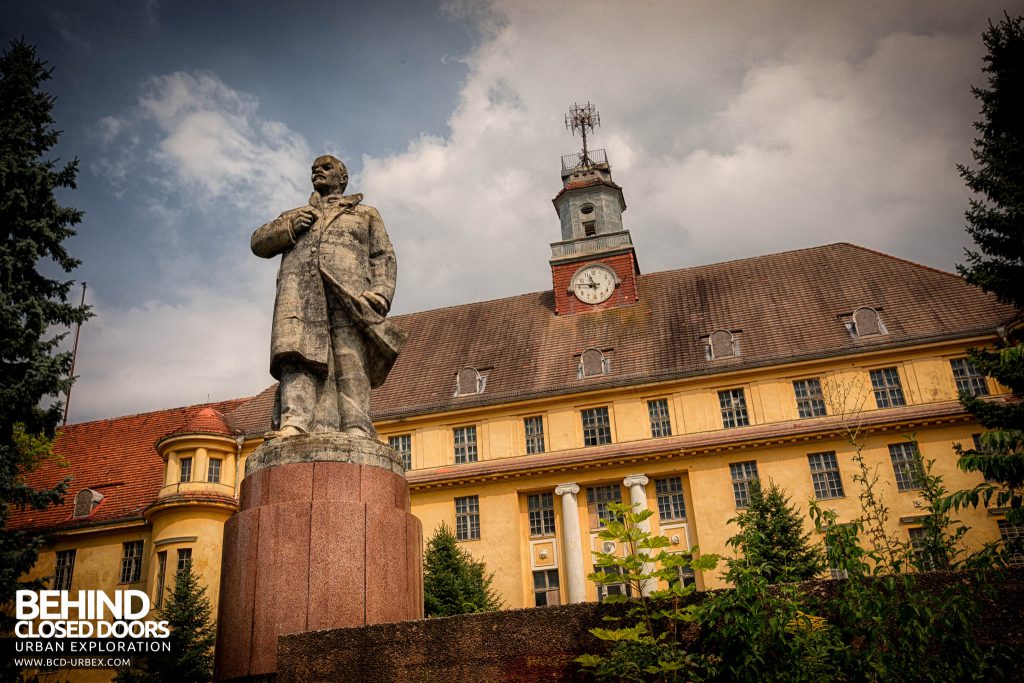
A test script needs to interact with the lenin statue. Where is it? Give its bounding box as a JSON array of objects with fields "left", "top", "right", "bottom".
[{"left": 251, "top": 155, "right": 405, "bottom": 439}]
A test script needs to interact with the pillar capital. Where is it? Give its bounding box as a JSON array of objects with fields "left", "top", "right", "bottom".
[
  {"left": 623, "top": 474, "right": 649, "bottom": 488},
  {"left": 554, "top": 482, "right": 580, "bottom": 497}
]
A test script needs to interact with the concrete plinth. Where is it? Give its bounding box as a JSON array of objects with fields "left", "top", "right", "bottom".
[{"left": 214, "top": 434, "right": 423, "bottom": 683}]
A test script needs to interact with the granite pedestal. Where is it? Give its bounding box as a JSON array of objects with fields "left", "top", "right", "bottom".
[{"left": 214, "top": 433, "right": 423, "bottom": 683}]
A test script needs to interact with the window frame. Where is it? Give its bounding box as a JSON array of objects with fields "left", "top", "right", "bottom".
[
  {"left": 793, "top": 378, "right": 827, "bottom": 419},
  {"left": 155, "top": 551, "right": 168, "bottom": 607},
  {"left": 533, "top": 568, "right": 561, "bottom": 607},
  {"left": 718, "top": 388, "right": 750, "bottom": 429},
  {"left": 176, "top": 547, "right": 193, "bottom": 573},
  {"left": 596, "top": 565, "right": 633, "bottom": 602},
  {"left": 889, "top": 442, "right": 923, "bottom": 491},
  {"left": 179, "top": 457, "right": 193, "bottom": 483},
  {"left": 453, "top": 425, "right": 478, "bottom": 464},
  {"left": 455, "top": 495, "right": 481, "bottom": 541},
  {"left": 527, "top": 492, "right": 556, "bottom": 537},
  {"left": 647, "top": 398, "right": 673, "bottom": 438},
  {"left": 389, "top": 433, "right": 412, "bottom": 470},
  {"left": 807, "top": 451, "right": 845, "bottom": 499},
  {"left": 950, "top": 358, "right": 989, "bottom": 397},
  {"left": 997, "top": 519, "right": 1024, "bottom": 566},
  {"left": 870, "top": 367, "right": 906, "bottom": 408},
  {"left": 581, "top": 406, "right": 612, "bottom": 446},
  {"left": 729, "top": 461, "right": 759, "bottom": 508},
  {"left": 207, "top": 457, "right": 222, "bottom": 483},
  {"left": 654, "top": 476, "right": 686, "bottom": 522},
  {"left": 586, "top": 484, "right": 623, "bottom": 528},
  {"left": 524, "top": 416, "right": 546, "bottom": 455},
  {"left": 119, "top": 540, "right": 144, "bottom": 584},
  {"left": 54, "top": 549, "right": 76, "bottom": 591}
]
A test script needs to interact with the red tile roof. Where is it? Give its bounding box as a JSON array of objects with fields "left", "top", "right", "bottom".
[{"left": 8, "top": 399, "right": 247, "bottom": 532}]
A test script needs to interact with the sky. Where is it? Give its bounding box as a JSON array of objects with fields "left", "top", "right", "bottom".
[{"left": 3, "top": 0, "right": 1021, "bottom": 423}]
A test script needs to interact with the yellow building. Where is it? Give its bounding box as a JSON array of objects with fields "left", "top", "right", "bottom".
[{"left": 12, "top": 147, "right": 1021, "bottom": 680}]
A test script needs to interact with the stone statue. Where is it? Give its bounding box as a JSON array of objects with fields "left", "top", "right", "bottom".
[{"left": 252, "top": 155, "right": 406, "bottom": 439}]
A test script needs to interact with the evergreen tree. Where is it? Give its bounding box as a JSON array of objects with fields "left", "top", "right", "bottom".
[
  {"left": 115, "top": 565, "right": 216, "bottom": 683},
  {"left": 423, "top": 522, "right": 502, "bottom": 617},
  {"left": 0, "top": 38, "right": 89, "bottom": 641},
  {"left": 725, "top": 479, "right": 825, "bottom": 584},
  {"left": 948, "top": 14, "right": 1024, "bottom": 534}
]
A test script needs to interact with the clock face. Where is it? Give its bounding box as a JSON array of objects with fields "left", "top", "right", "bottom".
[{"left": 571, "top": 265, "right": 617, "bottom": 304}]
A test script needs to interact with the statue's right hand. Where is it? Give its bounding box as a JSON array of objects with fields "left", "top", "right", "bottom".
[{"left": 291, "top": 208, "right": 317, "bottom": 235}]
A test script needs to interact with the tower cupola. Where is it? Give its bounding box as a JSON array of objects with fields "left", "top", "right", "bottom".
[{"left": 549, "top": 103, "right": 640, "bottom": 315}]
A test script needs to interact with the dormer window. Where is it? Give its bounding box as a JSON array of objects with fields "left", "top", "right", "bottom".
[
  {"left": 845, "top": 307, "right": 886, "bottom": 338},
  {"left": 72, "top": 488, "right": 104, "bottom": 518},
  {"left": 455, "top": 367, "right": 487, "bottom": 396},
  {"left": 578, "top": 348, "right": 610, "bottom": 378},
  {"left": 705, "top": 330, "right": 739, "bottom": 360}
]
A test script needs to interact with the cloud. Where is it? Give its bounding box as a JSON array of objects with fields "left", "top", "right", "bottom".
[
  {"left": 360, "top": 0, "right": 1007, "bottom": 316},
  {"left": 97, "top": 71, "right": 311, "bottom": 217},
  {"left": 68, "top": 284, "right": 275, "bottom": 423}
]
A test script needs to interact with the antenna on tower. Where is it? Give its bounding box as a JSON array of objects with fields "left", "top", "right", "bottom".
[{"left": 565, "top": 102, "right": 601, "bottom": 168}]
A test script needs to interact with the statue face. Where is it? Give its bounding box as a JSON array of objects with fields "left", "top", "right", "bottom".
[{"left": 311, "top": 156, "right": 347, "bottom": 195}]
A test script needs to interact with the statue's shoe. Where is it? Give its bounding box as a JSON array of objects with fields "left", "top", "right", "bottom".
[{"left": 263, "top": 425, "right": 306, "bottom": 441}]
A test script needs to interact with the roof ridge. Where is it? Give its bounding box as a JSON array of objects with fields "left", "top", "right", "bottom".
[
  {"left": 389, "top": 242, "right": 864, "bottom": 320},
  {"left": 838, "top": 242, "right": 963, "bottom": 280},
  {"left": 65, "top": 397, "right": 251, "bottom": 429}
]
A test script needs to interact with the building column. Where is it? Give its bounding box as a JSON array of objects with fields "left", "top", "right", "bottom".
[
  {"left": 555, "top": 483, "right": 586, "bottom": 604},
  {"left": 622, "top": 474, "right": 653, "bottom": 595}
]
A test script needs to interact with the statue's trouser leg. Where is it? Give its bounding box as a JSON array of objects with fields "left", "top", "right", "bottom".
[
  {"left": 329, "top": 320, "right": 373, "bottom": 437},
  {"left": 277, "top": 359, "right": 320, "bottom": 434}
]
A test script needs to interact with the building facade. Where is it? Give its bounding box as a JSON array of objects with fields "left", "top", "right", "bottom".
[{"left": 12, "top": 145, "right": 1021, "bottom": 680}]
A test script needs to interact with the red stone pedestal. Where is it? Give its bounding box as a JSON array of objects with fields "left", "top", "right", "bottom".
[{"left": 214, "top": 436, "right": 422, "bottom": 682}]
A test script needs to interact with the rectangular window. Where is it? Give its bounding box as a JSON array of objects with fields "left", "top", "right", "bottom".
[
  {"left": 533, "top": 569, "right": 561, "bottom": 607},
  {"left": 668, "top": 563, "right": 696, "bottom": 589},
  {"left": 453, "top": 426, "right": 478, "bottom": 464},
  {"left": 179, "top": 457, "right": 192, "bottom": 483},
  {"left": 177, "top": 548, "right": 193, "bottom": 573},
  {"left": 455, "top": 496, "right": 480, "bottom": 541},
  {"left": 889, "top": 442, "right": 923, "bottom": 491},
  {"left": 825, "top": 539, "right": 848, "bottom": 579},
  {"left": 997, "top": 520, "right": 1024, "bottom": 566},
  {"left": 119, "top": 541, "right": 143, "bottom": 584},
  {"left": 586, "top": 484, "right": 622, "bottom": 528},
  {"left": 655, "top": 477, "right": 686, "bottom": 521},
  {"left": 808, "top": 451, "right": 845, "bottom": 499},
  {"left": 596, "top": 566, "right": 632, "bottom": 602},
  {"left": 908, "top": 527, "right": 936, "bottom": 571},
  {"left": 207, "top": 458, "right": 221, "bottom": 483},
  {"left": 389, "top": 434, "right": 412, "bottom": 470},
  {"left": 581, "top": 407, "right": 612, "bottom": 446},
  {"left": 718, "top": 388, "right": 750, "bottom": 428},
  {"left": 951, "top": 358, "right": 988, "bottom": 397},
  {"left": 729, "top": 461, "right": 759, "bottom": 508},
  {"left": 647, "top": 399, "right": 673, "bottom": 438},
  {"left": 54, "top": 549, "right": 76, "bottom": 591},
  {"left": 527, "top": 493, "right": 555, "bottom": 537},
  {"left": 870, "top": 367, "right": 906, "bottom": 408},
  {"left": 972, "top": 434, "right": 999, "bottom": 482},
  {"left": 793, "top": 378, "right": 827, "bottom": 419},
  {"left": 155, "top": 551, "right": 167, "bottom": 607},
  {"left": 524, "top": 416, "right": 545, "bottom": 454}
]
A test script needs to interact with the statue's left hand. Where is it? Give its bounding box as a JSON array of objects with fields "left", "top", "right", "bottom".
[{"left": 361, "top": 291, "right": 390, "bottom": 316}]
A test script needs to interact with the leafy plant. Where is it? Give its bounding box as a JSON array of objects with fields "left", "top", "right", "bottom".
[{"left": 576, "top": 502, "right": 718, "bottom": 682}]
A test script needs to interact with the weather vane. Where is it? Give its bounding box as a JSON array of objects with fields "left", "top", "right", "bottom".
[{"left": 566, "top": 102, "right": 600, "bottom": 167}]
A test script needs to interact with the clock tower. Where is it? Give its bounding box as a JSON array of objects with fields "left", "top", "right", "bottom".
[{"left": 550, "top": 102, "right": 639, "bottom": 316}]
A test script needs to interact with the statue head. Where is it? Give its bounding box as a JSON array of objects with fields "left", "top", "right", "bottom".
[{"left": 311, "top": 155, "right": 348, "bottom": 196}]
